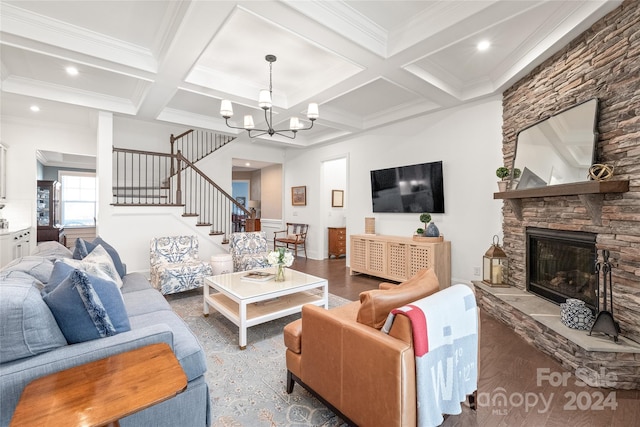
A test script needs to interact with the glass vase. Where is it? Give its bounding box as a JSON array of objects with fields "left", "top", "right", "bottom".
[{"left": 275, "top": 264, "right": 285, "bottom": 282}]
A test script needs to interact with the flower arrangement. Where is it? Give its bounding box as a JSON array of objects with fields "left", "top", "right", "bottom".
[
  {"left": 267, "top": 247, "right": 294, "bottom": 281},
  {"left": 267, "top": 247, "right": 294, "bottom": 267}
]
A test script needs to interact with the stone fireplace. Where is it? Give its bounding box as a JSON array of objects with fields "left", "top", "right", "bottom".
[
  {"left": 526, "top": 228, "right": 597, "bottom": 310},
  {"left": 476, "top": 0, "right": 640, "bottom": 390}
]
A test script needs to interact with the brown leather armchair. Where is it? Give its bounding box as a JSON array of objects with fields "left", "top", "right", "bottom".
[{"left": 283, "top": 269, "right": 478, "bottom": 427}]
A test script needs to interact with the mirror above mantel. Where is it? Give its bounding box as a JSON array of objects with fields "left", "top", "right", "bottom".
[
  {"left": 496, "top": 98, "right": 630, "bottom": 224},
  {"left": 511, "top": 98, "right": 599, "bottom": 190}
]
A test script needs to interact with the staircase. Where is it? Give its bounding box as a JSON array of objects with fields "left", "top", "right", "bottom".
[{"left": 112, "top": 129, "right": 247, "bottom": 242}]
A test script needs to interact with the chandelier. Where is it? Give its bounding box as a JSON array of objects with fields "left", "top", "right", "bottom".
[{"left": 219, "top": 54, "right": 319, "bottom": 139}]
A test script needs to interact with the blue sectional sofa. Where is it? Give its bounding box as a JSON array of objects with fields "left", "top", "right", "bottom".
[{"left": 0, "top": 241, "right": 210, "bottom": 427}]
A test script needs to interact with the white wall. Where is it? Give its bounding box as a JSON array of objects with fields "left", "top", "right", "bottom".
[
  {"left": 113, "top": 116, "right": 188, "bottom": 152},
  {"left": 1, "top": 115, "right": 97, "bottom": 246},
  {"left": 99, "top": 116, "right": 286, "bottom": 272},
  {"left": 2, "top": 97, "right": 504, "bottom": 283},
  {"left": 283, "top": 97, "right": 505, "bottom": 284}
]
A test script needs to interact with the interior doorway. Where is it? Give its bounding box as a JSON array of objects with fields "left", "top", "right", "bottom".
[{"left": 321, "top": 156, "right": 348, "bottom": 259}]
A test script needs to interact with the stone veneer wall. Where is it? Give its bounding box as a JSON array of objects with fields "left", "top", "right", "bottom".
[
  {"left": 501, "top": 0, "right": 640, "bottom": 344},
  {"left": 475, "top": 287, "right": 640, "bottom": 390}
]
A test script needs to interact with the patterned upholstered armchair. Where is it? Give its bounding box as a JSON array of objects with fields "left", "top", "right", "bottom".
[
  {"left": 150, "top": 235, "right": 212, "bottom": 295},
  {"left": 229, "top": 232, "right": 269, "bottom": 272}
]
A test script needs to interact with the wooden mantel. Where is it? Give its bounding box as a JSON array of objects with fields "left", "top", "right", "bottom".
[{"left": 494, "top": 179, "right": 629, "bottom": 224}]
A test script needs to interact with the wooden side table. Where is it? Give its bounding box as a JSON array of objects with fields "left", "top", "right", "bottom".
[
  {"left": 328, "top": 227, "right": 347, "bottom": 258},
  {"left": 10, "top": 343, "right": 187, "bottom": 427},
  {"left": 245, "top": 218, "right": 261, "bottom": 232}
]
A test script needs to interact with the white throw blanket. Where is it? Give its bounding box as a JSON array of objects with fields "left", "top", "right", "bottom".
[{"left": 382, "top": 284, "right": 478, "bottom": 427}]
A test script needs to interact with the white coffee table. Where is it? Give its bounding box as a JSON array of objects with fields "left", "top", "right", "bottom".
[{"left": 203, "top": 268, "right": 328, "bottom": 349}]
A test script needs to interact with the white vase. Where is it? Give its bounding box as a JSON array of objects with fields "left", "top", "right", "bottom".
[{"left": 497, "top": 181, "right": 508, "bottom": 192}]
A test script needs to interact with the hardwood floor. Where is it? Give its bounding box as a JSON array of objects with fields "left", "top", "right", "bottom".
[
  {"left": 291, "top": 256, "right": 380, "bottom": 300},
  {"left": 292, "top": 257, "right": 639, "bottom": 426}
]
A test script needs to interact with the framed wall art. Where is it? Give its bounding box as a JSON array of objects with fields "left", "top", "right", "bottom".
[
  {"left": 332, "top": 190, "right": 344, "bottom": 207},
  {"left": 292, "top": 186, "right": 307, "bottom": 206}
]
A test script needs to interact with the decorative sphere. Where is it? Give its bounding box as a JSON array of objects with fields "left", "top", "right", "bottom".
[{"left": 588, "top": 164, "right": 613, "bottom": 181}]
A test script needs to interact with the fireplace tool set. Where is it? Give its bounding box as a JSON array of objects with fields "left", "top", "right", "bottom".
[{"left": 589, "top": 249, "right": 620, "bottom": 342}]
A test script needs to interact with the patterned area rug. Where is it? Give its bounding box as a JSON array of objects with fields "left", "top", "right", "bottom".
[{"left": 167, "top": 290, "right": 351, "bottom": 427}]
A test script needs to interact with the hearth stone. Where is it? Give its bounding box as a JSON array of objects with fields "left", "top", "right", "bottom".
[
  {"left": 473, "top": 281, "right": 640, "bottom": 390},
  {"left": 560, "top": 299, "right": 595, "bottom": 330}
]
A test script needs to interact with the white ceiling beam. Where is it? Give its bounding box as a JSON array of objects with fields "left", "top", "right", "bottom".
[{"left": 0, "top": 2, "right": 157, "bottom": 72}]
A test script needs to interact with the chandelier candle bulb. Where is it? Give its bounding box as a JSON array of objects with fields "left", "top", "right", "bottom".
[
  {"left": 307, "top": 103, "right": 319, "bottom": 119},
  {"left": 220, "top": 100, "right": 233, "bottom": 118},
  {"left": 244, "top": 115, "right": 255, "bottom": 129},
  {"left": 259, "top": 90, "right": 272, "bottom": 109}
]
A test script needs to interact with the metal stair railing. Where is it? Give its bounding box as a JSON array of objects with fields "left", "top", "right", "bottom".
[
  {"left": 112, "top": 148, "right": 177, "bottom": 206},
  {"left": 174, "top": 151, "right": 251, "bottom": 239},
  {"left": 170, "top": 129, "right": 235, "bottom": 175},
  {"left": 112, "top": 146, "right": 249, "bottom": 242}
]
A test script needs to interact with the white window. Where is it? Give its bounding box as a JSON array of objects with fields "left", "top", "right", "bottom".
[{"left": 59, "top": 171, "right": 96, "bottom": 227}]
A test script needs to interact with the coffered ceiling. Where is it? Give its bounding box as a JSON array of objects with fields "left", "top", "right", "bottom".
[{"left": 0, "top": 0, "right": 622, "bottom": 148}]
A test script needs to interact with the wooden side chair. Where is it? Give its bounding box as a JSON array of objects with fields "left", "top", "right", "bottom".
[{"left": 273, "top": 223, "right": 308, "bottom": 258}]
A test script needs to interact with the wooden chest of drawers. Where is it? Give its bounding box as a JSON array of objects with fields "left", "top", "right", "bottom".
[{"left": 328, "top": 227, "right": 347, "bottom": 258}]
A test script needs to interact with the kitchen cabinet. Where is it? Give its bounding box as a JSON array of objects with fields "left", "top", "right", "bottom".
[{"left": 0, "top": 227, "right": 31, "bottom": 268}]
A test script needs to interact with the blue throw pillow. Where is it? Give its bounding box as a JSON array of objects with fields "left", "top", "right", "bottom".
[
  {"left": 72, "top": 237, "right": 91, "bottom": 260},
  {"left": 43, "top": 261, "right": 75, "bottom": 295},
  {"left": 73, "top": 237, "right": 126, "bottom": 278},
  {"left": 0, "top": 282, "right": 67, "bottom": 363},
  {"left": 43, "top": 269, "right": 131, "bottom": 344},
  {"left": 2, "top": 256, "right": 54, "bottom": 284}
]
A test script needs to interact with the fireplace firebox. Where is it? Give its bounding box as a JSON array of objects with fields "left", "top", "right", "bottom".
[{"left": 526, "top": 228, "right": 597, "bottom": 310}]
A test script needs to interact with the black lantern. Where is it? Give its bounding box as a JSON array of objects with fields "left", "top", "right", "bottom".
[{"left": 482, "top": 235, "right": 509, "bottom": 287}]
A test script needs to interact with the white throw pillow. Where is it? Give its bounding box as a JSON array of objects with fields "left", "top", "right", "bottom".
[{"left": 60, "top": 244, "right": 123, "bottom": 289}]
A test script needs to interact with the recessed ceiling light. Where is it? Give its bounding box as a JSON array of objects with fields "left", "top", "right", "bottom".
[
  {"left": 66, "top": 66, "right": 79, "bottom": 76},
  {"left": 477, "top": 40, "right": 491, "bottom": 51},
  {"left": 30, "top": 105, "right": 40, "bottom": 112},
  {"left": 245, "top": 162, "right": 251, "bottom": 167}
]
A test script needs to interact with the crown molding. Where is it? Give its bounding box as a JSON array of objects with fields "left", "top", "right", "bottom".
[
  {"left": 283, "top": 0, "right": 387, "bottom": 57},
  {"left": 1, "top": 3, "right": 157, "bottom": 73},
  {"left": 2, "top": 76, "right": 137, "bottom": 115}
]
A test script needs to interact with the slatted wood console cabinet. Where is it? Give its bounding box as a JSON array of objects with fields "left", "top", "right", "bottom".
[{"left": 350, "top": 234, "right": 451, "bottom": 288}]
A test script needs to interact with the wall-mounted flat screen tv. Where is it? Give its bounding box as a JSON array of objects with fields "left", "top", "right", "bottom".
[{"left": 370, "top": 161, "right": 445, "bottom": 213}]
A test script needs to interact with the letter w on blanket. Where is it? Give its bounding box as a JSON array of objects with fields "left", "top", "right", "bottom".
[{"left": 382, "top": 284, "right": 478, "bottom": 427}]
